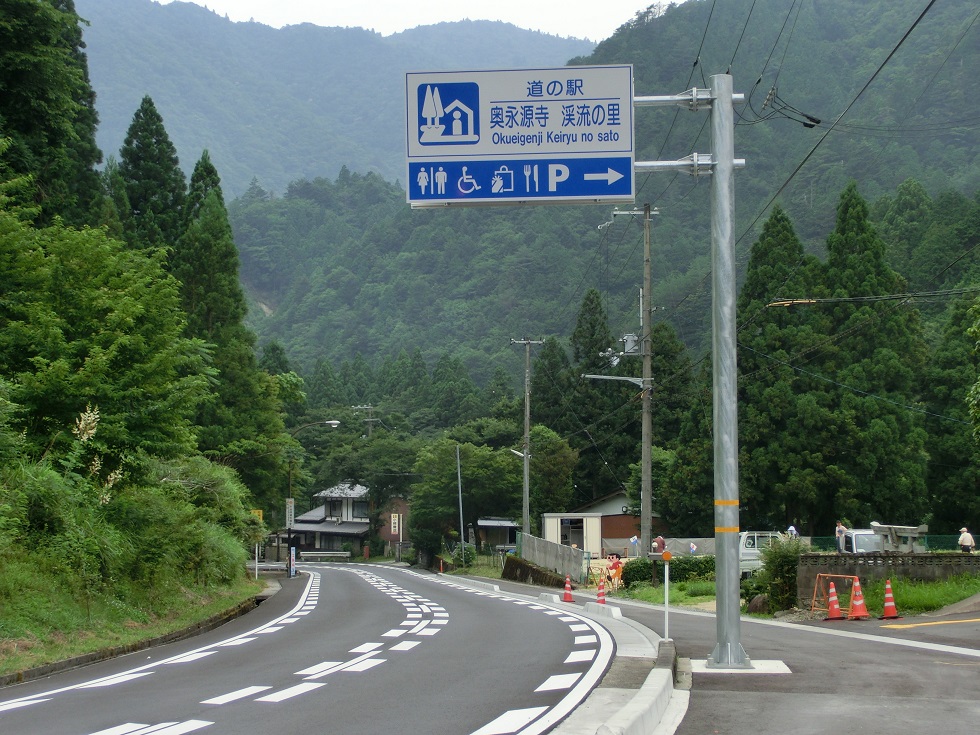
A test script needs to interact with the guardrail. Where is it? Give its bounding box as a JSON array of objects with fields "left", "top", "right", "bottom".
[{"left": 300, "top": 551, "right": 351, "bottom": 561}]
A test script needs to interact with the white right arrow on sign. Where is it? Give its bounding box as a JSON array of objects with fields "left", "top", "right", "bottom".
[{"left": 583, "top": 168, "right": 624, "bottom": 185}]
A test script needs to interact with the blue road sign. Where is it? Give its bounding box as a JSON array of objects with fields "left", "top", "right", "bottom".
[
  {"left": 409, "top": 156, "right": 632, "bottom": 204},
  {"left": 406, "top": 66, "right": 634, "bottom": 207}
]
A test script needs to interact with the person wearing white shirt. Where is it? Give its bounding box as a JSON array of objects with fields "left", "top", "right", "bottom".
[{"left": 958, "top": 527, "right": 975, "bottom": 553}]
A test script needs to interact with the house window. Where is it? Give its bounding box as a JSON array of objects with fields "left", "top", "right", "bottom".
[
  {"left": 328, "top": 500, "right": 342, "bottom": 517},
  {"left": 353, "top": 501, "right": 369, "bottom": 519}
]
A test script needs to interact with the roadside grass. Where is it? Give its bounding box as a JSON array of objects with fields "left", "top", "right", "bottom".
[
  {"left": 834, "top": 574, "right": 980, "bottom": 616},
  {"left": 0, "top": 566, "right": 264, "bottom": 678},
  {"left": 616, "top": 580, "right": 717, "bottom": 607},
  {"left": 447, "top": 559, "right": 505, "bottom": 580},
  {"left": 453, "top": 559, "right": 980, "bottom": 617}
]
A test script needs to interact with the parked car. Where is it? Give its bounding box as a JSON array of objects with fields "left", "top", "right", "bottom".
[{"left": 739, "top": 531, "right": 781, "bottom": 576}]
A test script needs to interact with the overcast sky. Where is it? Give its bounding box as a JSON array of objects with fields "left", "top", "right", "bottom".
[{"left": 155, "top": 0, "right": 656, "bottom": 43}]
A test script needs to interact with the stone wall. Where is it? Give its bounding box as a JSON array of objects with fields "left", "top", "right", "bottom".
[{"left": 797, "top": 553, "right": 980, "bottom": 606}]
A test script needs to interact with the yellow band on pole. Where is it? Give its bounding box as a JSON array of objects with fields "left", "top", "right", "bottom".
[
  {"left": 715, "top": 527, "right": 740, "bottom": 533},
  {"left": 714, "top": 499, "right": 739, "bottom": 506}
]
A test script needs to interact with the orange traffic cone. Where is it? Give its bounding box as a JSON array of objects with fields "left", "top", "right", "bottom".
[
  {"left": 824, "top": 582, "right": 847, "bottom": 621},
  {"left": 562, "top": 574, "right": 574, "bottom": 603},
  {"left": 879, "top": 579, "right": 902, "bottom": 620},
  {"left": 848, "top": 578, "right": 870, "bottom": 620},
  {"left": 597, "top": 576, "right": 606, "bottom": 605}
]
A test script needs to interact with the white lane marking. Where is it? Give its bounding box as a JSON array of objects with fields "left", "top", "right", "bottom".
[
  {"left": 382, "top": 628, "right": 407, "bottom": 637},
  {"left": 568, "top": 624, "right": 591, "bottom": 632},
  {"left": 255, "top": 683, "right": 325, "bottom": 702},
  {"left": 89, "top": 725, "right": 148, "bottom": 735},
  {"left": 573, "top": 635, "right": 598, "bottom": 645},
  {"left": 418, "top": 628, "right": 440, "bottom": 636},
  {"left": 535, "top": 673, "right": 582, "bottom": 691},
  {"left": 564, "top": 649, "right": 596, "bottom": 663},
  {"left": 91, "top": 722, "right": 213, "bottom": 735},
  {"left": 469, "top": 707, "right": 548, "bottom": 735},
  {"left": 389, "top": 641, "right": 421, "bottom": 651},
  {"left": 148, "top": 720, "right": 214, "bottom": 734},
  {"left": 350, "top": 642, "right": 383, "bottom": 653},
  {"left": 164, "top": 652, "right": 216, "bottom": 664},
  {"left": 256, "top": 626, "right": 284, "bottom": 633},
  {"left": 343, "top": 658, "right": 385, "bottom": 672},
  {"left": 0, "top": 699, "right": 50, "bottom": 712},
  {"left": 280, "top": 617, "right": 301, "bottom": 624},
  {"left": 302, "top": 651, "right": 380, "bottom": 679},
  {"left": 201, "top": 686, "right": 272, "bottom": 704},
  {"left": 294, "top": 661, "right": 342, "bottom": 676},
  {"left": 81, "top": 673, "right": 154, "bottom": 687},
  {"left": 218, "top": 637, "right": 255, "bottom": 646}
]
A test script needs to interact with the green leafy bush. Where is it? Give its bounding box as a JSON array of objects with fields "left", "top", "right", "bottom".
[
  {"left": 663, "top": 555, "right": 716, "bottom": 582},
  {"left": 621, "top": 557, "right": 653, "bottom": 588},
  {"left": 756, "top": 536, "right": 807, "bottom": 611},
  {"left": 451, "top": 543, "right": 476, "bottom": 566}
]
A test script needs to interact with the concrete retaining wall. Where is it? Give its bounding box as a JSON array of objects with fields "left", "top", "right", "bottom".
[{"left": 797, "top": 553, "right": 980, "bottom": 605}]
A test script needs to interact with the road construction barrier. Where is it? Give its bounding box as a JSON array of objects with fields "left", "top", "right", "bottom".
[
  {"left": 823, "top": 582, "right": 847, "bottom": 621},
  {"left": 563, "top": 574, "right": 574, "bottom": 603},
  {"left": 879, "top": 579, "right": 902, "bottom": 620},
  {"left": 812, "top": 573, "right": 861, "bottom": 618},
  {"left": 848, "top": 577, "right": 870, "bottom": 620}
]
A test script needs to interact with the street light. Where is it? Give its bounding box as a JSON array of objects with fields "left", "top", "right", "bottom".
[{"left": 286, "top": 420, "right": 340, "bottom": 577}]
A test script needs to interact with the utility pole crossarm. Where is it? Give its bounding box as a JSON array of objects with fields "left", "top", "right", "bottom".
[{"left": 582, "top": 373, "right": 644, "bottom": 388}]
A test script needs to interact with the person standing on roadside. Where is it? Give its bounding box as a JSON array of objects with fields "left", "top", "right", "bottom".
[
  {"left": 835, "top": 520, "right": 847, "bottom": 553},
  {"left": 958, "top": 527, "right": 975, "bottom": 553}
]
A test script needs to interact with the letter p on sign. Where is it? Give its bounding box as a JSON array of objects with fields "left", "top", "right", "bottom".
[{"left": 548, "top": 164, "right": 569, "bottom": 191}]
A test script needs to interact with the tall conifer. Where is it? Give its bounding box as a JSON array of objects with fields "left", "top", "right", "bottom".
[{"left": 118, "top": 96, "right": 185, "bottom": 249}]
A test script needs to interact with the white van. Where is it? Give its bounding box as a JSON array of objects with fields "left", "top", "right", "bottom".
[{"left": 739, "top": 531, "right": 781, "bottom": 576}]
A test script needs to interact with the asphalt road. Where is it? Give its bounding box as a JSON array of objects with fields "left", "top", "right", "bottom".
[
  {"left": 0, "top": 564, "right": 614, "bottom": 735},
  {"left": 513, "top": 580, "right": 980, "bottom": 735}
]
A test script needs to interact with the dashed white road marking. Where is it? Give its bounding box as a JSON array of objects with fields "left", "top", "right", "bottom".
[
  {"left": 343, "top": 658, "right": 385, "bottom": 672},
  {"left": 90, "top": 721, "right": 213, "bottom": 735},
  {"left": 469, "top": 707, "right": 549, "bottom": 735},
  {"left": 164, "top": 652, "right": 216, "bottom": 664},
  {"left": 390, "top": 641, "right": 421, "bottom": 651},
  {"left": 255, "top": 682, "right": 325, "bottom": 702},
  {"left": 294, "top": 661, "right": 342, "bottom": 676},
  {"left": 201, "top": 686, "right": 272, "bottom": 704},
  {"left": 564, "top": 649, "right": 596, "bottom": 663},
  {"left": 218, "top": 637, "right": 255, "bottom": 646},
  {"left": 0, "top": 699, "right": 50, "bottom": 712},
  {"left": 535, "top": 673, "right": 582, "bottom": 691},
  {"left": 81, "top": 673, "right": 154, "bottom": 688}
]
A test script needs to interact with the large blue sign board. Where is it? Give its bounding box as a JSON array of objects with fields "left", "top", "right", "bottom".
[{"left": 406, "top": 66, "right": 634, "bottom": 207}]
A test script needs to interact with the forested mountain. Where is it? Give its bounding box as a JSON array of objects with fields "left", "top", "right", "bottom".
[
  {"left": 73, "top": 0, "right": 975, "bottom": 383},
  {"left": 74, "top": 0, "right": 596, "bottom": 196}
]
